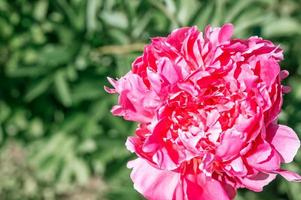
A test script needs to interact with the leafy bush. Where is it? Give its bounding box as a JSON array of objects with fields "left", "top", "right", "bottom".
[{"left": 0, "top": 0, "right": 300, "bottom": 199}]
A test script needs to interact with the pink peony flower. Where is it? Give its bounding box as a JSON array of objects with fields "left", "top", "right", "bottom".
[{"left": 106, "top": 24, "right": 301, "bottom": 200}]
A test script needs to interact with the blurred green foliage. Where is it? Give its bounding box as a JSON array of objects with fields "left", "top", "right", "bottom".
[{"left": 0, "top": 0, "right": 300, "bottom": 199}]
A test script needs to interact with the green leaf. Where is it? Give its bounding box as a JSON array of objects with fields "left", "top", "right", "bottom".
[
  {"left": 86, "top": 0, "right": 102, "bottom": 33},
  {"left": 71, "top": 158, "right": 90, "bottom": 184},
  {"left": 211, "top": 0, "right": 225, "bottom": 26},
  {"left": 38, "top": 45, "right": 72, "bottom": 67},
  {"left": 100, "top": 11, "right": 128, "bottom": 29},
  {"left": 0, "top": 101, "right": 11, "bottom": 122},
  {"left": 262, "top": 18, "right": 301, "bottom": 37},
  {"left": 193, "top": 2, "right": 214, "bottom": 29},
  {"left": 225, "top": 0, "right": 253, "bottom": 22},
  {"left": 54, "top": 70, "right": 72, "bottom": 107},
  {"left": 71, "top": 81, "right": 102, "bottom": 104},
  {"left": 177, "top": 0, "right": 200, "bottom": 25},
  {"left": 24, "top": 76, "right": 53, "bottom": 102},
  {"left": 34, "top": 0, "right": 48, "bottom": 21}
]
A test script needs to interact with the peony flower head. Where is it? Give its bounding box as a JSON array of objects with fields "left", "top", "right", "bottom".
[{"left": 106, "top": 24, "right": 301, "bottom": 200}]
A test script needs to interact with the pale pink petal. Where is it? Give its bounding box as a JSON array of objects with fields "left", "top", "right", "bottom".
[
  {"left": 125, "top": 136, "right": 139, "bottom": 153},
  {"left": 280, "top": 70, "right": 289, "bottom": 80},
  {"left": 240, "top": 173, "right": 277, "bottom": 192},
  {"left": 103, "top": 86, "right": 115, "bottom": 93},
  {"left": 107, "top": 77, "right": 117, "bottom": 88},
  {"left": 108, "top": 72, "right": 160, "bottom": 123},
  {"left": 276, "top": 169, "right": 301, "bottom": 182},
  {"left": 229, "top": 157, "right": 248, "bottom": 176},
  {"left": 127, "top": 158, "right": 184, "bottom": 200},
  {"left": 267, "top": 124, "right": 301, "bottom": 163}
]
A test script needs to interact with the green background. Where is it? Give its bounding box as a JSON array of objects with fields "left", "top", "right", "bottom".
[{"left": 0, "top": 0, "right": 300, "bottom": 199}]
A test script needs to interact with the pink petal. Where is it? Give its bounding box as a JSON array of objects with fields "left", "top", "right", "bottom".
[
  {"left": 267, "top": 124, "right": 301, "bottom": 163},
  {"left": 239, "top": 172, "right": 277, "bottom": 192},
  {"left": 167, "top": 27, "right": 193, "bottom": 50},
  {"left": 104, "top": 86, "right": 115, "bottom": 94},
  {"left": 185, "top": 174, "right": 232, "bottom": 200},
  {"left": 216, "top": 130, "right": 244, "bottom": 161},
  {"left": 152, "top": 144, "right": 180, "bottom": 170},
  {"left": 276, "top": 169, "right": 301, "bottom": 182},
  {"left": 147, "top": 68, "right": 162, "bottom": 94},
  {"left": 246, "top": 143, "right": 281, "bottom": 172},
  {"left": 246, "top": 142, "right": 272, "bottom": 164},
  {"left": 229, "top": 157, "right": 247, "bottom": 176},
  {"left": 143, "top": 119, "right": 180, "bottom": 170},
  {"left": 143, "top": 118, "right": 171, "bottom": 152},
  {"left": 259, "top": 59, "right": 280, "bottom": 87},
  {"left": 127, "top": 158, "right": 184, "bottom": 200},
  {"left": 218, "top": 23, "right": 233, "bottom": 43},
  {"left": 282, "top": 85, "right": 291, "bottom": 93},
  {"left": 107, "top": 77, "right": 117, "bottom": 88},
  {"left": 111, "top": 105, "right": 124, "bottom": 116},
  {"left": 158, "top": 58, "right": 179, "bottom": 84},
  {"left": 280, "top": 70, "right": 289, "bottom": 80}
]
